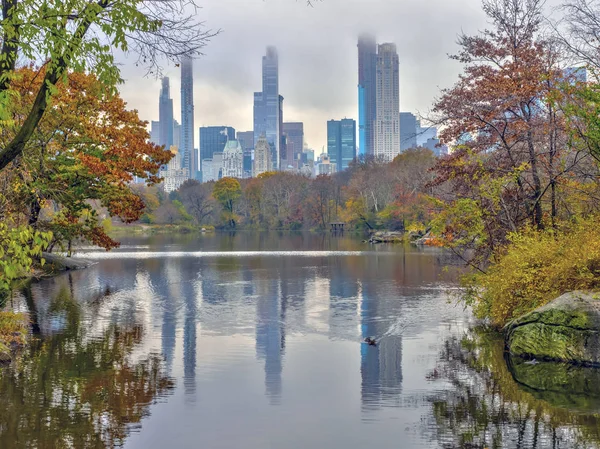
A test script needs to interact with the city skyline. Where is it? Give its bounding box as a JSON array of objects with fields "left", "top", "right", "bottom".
[{"left": 116, "top": 0, "right": 489, "bottom": 151}]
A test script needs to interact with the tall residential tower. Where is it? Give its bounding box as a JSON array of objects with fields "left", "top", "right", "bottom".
[
  {"left": 159, "top": 77, "right": 174, "bottom": 149},
  {"left": 375, "top": 43, "right": 400, "bottom": 161},
  {"left": 181, "top": 56, "right": 195, "bottom": 178}
]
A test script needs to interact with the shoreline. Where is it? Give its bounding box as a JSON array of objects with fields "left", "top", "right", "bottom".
[{"left": 0, "top": 253, "right": 96, "bottom": 364}]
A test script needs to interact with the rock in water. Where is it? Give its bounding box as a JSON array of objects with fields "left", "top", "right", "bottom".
[{"left": 505, "top": 291, "right": 600, "bottom": 365}]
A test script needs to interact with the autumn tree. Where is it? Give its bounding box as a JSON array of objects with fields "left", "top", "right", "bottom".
[
  {"left": 429, "top": 0, "right": 590, "bottom": 264},
  {"left": 0, "top": 0, "right": 216, "bottom": 172},
  {"left": 306, "top": 175, "right": 337, "bottom": 229},
  {"left": 213, "top": 177, "right": 242, "bottom": 228},
  {"left": 5, "top": 67, "right": 173, "bottom": 251},
  {"left": 179, "top": 179, "right": 216, "bottom": 225}
]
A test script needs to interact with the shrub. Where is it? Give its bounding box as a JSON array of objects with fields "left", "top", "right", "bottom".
[{"left": 463, "top": 216, "right": 600, "bottom": 327}]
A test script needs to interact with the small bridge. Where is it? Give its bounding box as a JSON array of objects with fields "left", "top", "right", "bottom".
[{"left": 329, "top": 222, "right": 346, "bottom": 232}]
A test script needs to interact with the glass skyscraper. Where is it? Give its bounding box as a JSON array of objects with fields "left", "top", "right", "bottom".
[
  {"left": 327, "top": 118, "right": 357, "bottom": 172},
  {"left": 358, "top": 34, "right": 377, "bottom": 157},
  {"left": 399, "top": 112, "right": 417, "bottom": 151},
  {"left": 199, "top": 126, "right": 236, "bottom": 181},
  {"left": 254, "top": 47, "right": 281, "bottom": 171},
  {"left": 158, "top": 77, "right": 174, "bottom": 149}
]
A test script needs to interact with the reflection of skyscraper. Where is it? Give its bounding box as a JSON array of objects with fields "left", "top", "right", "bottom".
[
  {"left": 329, "top": 260, "right": 359, "bottom": 339},
  {"left": 359, "top": 283, "right": 403, "bottom": 411},
  {"left": 255, "top": 279, "right": 284, "bottom": 405},
  {"left": 161, "top": 261, "right": 181, "bottom": 373},
  {"left": 182, "top": 266, "right": 198, "bottom": 399}
]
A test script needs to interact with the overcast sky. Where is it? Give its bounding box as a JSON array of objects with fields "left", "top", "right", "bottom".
[{"left": 117, "top": 0, "right": 492, "bottom": 151}]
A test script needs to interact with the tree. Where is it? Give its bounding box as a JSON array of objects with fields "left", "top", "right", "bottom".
[
  {"left": 179, "top": 179, "right": 216, "bottom": 225},
  {"left": 0, "top": 0, "right": 216, "bottom": 172},
  {"left": 5, "top": 68, "right": 173, "bottom": 251},
  {"left": 155, "top": 202, "right": 183, "bottom": 225},
  {"left": 429, "top": 0, "right": 585, "bottom": 264},
  {"left": 213, "top": 177, "right": 242, "bottom": 228}
]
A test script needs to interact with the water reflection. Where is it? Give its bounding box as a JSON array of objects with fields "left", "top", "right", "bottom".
[
  {"left": 5, "top": 233, "right": 470, "bottom": 449},
  {"left": 427, "top": 327, "right": 600, "bottom": 449},
  {"left": 0, "top": 284, "right": 174, "bottom": 448}
]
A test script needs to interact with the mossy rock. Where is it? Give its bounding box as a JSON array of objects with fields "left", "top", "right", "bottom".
[{"left": 505, "top": 291, "right": 600, "bottom": 365}]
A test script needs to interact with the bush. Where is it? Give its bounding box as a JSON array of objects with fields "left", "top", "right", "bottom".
[{"left": 464, "top": 216, "right": 600, "bottom": 327}]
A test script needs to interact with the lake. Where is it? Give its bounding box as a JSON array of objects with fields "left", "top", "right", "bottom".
[{"left": 2, "top": 232, "right": 600, "bottom": 448}]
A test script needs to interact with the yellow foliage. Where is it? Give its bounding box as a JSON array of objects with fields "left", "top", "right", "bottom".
[{"left": 464, "top": 216, "right": 600, "bottom": 327}]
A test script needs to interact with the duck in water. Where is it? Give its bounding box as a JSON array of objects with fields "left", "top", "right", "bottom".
[{"left": 364, "top": 337, "right": 377, "bottom": 346}]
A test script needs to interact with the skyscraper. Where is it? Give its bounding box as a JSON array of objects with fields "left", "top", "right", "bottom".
[
  {"left": 327, "top": 119, "right": 357, "bottom": 172},
  {"left": 199, "top": 126, "right": 236, "bottom": 181},
  {"left": 222, "top": 140, "right": 244, "bottom": 179},
  {"left": 375, "top": 43, "right": 400, "bottom": 161},
  {"left": 159, "top": 77, "right": 174, "bottom": 148},
  {"left": 358, "top": 34, "right": 377, "bottom": 156},
  {"left": 150, "top": 120, "right": 160, "bottom": 146},
  {"left": 254, "top": 47, "right": 281, "bottom": 171},
  {"left": 237, "top": 131, "right": 255, "bottom": 177},
  {"left": 181, "top": 56, "right": 195, "bottom": 178},
  {"left": 399, "top": 112, "right": 417, "bottom": 151},
  {"left": 282, "top": 122, "right": 304, "bottom": 169},
  {"left": 253, "top": 135, "right": 272, "bottom": 177},
  {"left": 173, "top": 120, "right": 181, "bottom": 149}
]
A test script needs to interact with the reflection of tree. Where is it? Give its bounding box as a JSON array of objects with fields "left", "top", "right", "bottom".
[
  {"left": 0, "top": 287, "right": 174, "bottom": 449},
  {"left": 427, "top": 328, "right": 600, "bottom": 449}
]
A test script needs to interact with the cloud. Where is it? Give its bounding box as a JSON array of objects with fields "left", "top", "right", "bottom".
[{"left": 118, "top": 0, "right": 489, "bottom": 150}]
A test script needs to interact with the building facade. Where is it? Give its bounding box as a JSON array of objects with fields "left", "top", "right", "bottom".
[
  {"left": 254, "top": 47, "right": 281, "bottom": 171},
  {"left": 399, "top": 112, "right": 417, "bottom": 151},
  {"left": 180, "top": 56, "right": 196, "bottom": 178},
  {"left": 199, "top": 126, "right": 236, "bottom": 180},
  {"left": 416, "top": 122, "right": 437, "bottom": 147},
  {"left": 222, "top": 140, "right": 244, "bottom": 179},
  {"left": 358, "top": 34, "right": 377, "bottom": 157},
  {"left": 375, "top": 43, "right": 400, "bottom": 161},
  {"left": 253, "top": 135, "right": 272, "bottom": 177},
  {"left": 173, "top": 120, "right": 181, "bottom": 149},
  {"left": 424, "top": 137, "right": 448, "bottom": 157},
  {"left": 237, "top": 131, "right": 255, "bottom": 178},
  {"left": 316, "top": 153, "right": 336, "bottom": 176},
  {"left": 202, "top": 152, "right": 224, "bottom": 182},
  {"left": 159, "top": 77, "right": 174, "bottom": 148},
  {"left": 282, "top": 122, "right": 304, "bottom": 169},
  {"left": 162, "top": 146, "right": 190, "bottom": 193},
  {"left": 150, "top": 120, "right": 160, "bottom": 146},
  {"left": 327, "top": 118, "right": 357, "bottom": 172}
]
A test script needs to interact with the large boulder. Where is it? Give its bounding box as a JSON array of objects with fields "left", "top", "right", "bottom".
[{"left": 505, "top": 291, "right": 600, "bottom": 365}]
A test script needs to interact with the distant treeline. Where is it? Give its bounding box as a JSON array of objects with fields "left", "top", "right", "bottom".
[{"left": 132, "top": 148, "right": 440, "bottom": 232}]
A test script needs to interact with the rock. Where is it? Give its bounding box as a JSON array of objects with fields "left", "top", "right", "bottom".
[
  {"left": 412, "top": 232, "right": 432, "bottom": 246},
  {"left": 505, "top": 291, "right": 600, "bottom": 365},
  {"left": 42, "top": 252, "right": 96, "bottom": 272},
  {"left": 367, "top": 231, "right": 403, "bottom": 244}
]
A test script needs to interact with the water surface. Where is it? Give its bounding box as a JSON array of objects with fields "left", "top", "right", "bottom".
[{"left": 2, "top": 232, "right": 600, "bottom": 448}]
